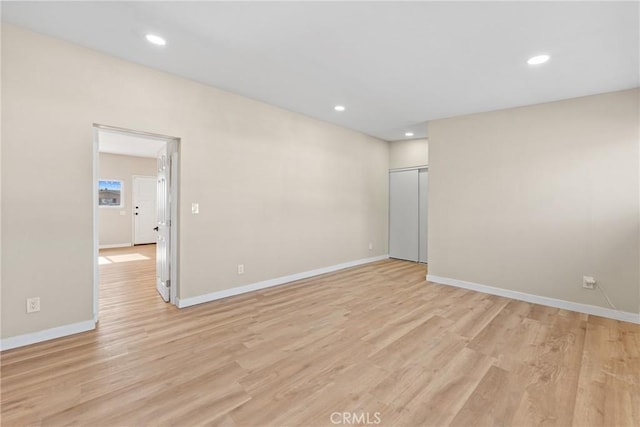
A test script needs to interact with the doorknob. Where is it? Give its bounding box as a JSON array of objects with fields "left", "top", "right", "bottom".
[{"left": 153, "top": 226, "right": 159, "bottom": 231}]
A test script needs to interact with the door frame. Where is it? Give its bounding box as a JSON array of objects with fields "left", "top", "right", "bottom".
[
  {"left": 418, "top": 168, "right": 428, "bottom": 263},
  {"left": 93, "top": 124, "right": 181, "bottom": 321},
  {"left": 132, "top": 175, "right": 158, "bottom": 245}
]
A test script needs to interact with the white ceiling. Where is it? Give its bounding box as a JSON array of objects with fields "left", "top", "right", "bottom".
[
  {"left": 98, "top": 130, "right": 166, "bottom": 159},
  {"left": 3, "top": 1, "right": 638, "bottom": 141}
]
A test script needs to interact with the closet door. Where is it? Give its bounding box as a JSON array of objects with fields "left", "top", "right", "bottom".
[
  {"left": 389, "top": 170, "right": 419, "bottom": 261},
  {"left": 419, "top": 169, "right": 428, "bottom": 263}
]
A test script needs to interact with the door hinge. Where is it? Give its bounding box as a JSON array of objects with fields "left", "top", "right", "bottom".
[{"left": 166, "top": 279, "right": 171, "bottom": 288}]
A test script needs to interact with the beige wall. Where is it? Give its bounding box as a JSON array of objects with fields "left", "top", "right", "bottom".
[
  {"left": 1, "top": 25, "right": 389, "bottom": 339},
  {"left": 389, "top": 138, "right": 428, "bottom": 169},
  {"left": 428, "top": 89, "right": 639, "bottom": 314},
  {"left": 99, "top": 153, "right": 157, "bottom": 247}
]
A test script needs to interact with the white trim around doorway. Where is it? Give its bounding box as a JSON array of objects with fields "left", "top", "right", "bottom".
[{"left": 93, "top": 124, "right": 180, "bottom": 322}]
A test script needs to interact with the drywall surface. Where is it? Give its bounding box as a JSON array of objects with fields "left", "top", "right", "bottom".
[
  {"left": 1, "top": 25, "right": 389, "bottom": 339},
  {"left": 98, "top": 153, "right": 156, "bottom": 247},
  {"left": 389, "top": 138, "right": 428, "bottom": 169},
  {"left": 428, "top": 89, "right": 639, "bottom": 313}
]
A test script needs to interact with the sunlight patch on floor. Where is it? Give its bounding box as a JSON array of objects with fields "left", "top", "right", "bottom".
[{"left": 101, "top": 253, "right": 150, "bottom": 263}]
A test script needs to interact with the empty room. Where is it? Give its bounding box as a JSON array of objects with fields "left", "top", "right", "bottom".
[{"left": 1, "top": 1, "right": 638, "bottom": 426}]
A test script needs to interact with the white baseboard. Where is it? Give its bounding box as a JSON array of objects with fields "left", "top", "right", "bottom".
[
  {"left": 177, "top": 254, "right": 389, "bottom": 308},
  {"left": 427, "top": 274, "right": 640, "bottom": 324},
  {"left": 99, "top": 243, "right": 132, "bottom": 249},
  {"left": 0, "top": 319, "right": 96, "bottom": 351}
]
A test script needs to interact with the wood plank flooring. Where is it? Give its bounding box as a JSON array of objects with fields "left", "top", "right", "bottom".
[{"left": 1, "top": 245, "right": 639, "bottom": 426}]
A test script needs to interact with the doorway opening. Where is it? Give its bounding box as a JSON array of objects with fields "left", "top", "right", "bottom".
[{"left": 92, "top": 124, "right": 180, "bottom": 322}]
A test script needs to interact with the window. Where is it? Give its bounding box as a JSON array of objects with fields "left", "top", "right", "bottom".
[{"left": 98, "top": 180, "right": 123, "bottom": 208}]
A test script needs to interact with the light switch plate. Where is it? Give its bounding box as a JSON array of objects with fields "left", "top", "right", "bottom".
[{"left": 191, "top": 203, "right": 199, "bottom": 214}]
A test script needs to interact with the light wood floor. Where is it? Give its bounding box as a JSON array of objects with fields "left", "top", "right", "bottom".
[{"left": 1, "top": 245, "right": 639, "bottom": 426}]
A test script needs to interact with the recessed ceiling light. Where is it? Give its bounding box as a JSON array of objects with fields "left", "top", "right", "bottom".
[
  {"left": 334, "top": 105, "right": 346, "bottom": 112},
  {"left": 405, "top": 132, "right": 414, "bottom": 137},
  {"left": 527, "top": 54, "right": 550, "bottom": 65},
  {"left": 145, "top": 34, "right": 166, "bottom": 46}
]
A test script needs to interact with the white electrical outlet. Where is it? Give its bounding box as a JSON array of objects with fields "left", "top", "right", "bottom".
[
  {"left": 237, "top": 264, "right": 244, "bottom": 275},
  {"left": 583, "top": 276, "right": 596, "bottom": 290},
  {"left": 26, "top": 297, "right": 40, "bottom": 313},
  {"left": 368, "top": 242, "right": 373, "bottom": 250}
]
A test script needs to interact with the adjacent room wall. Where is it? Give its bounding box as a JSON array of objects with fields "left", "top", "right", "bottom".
[
  {"left": 389, "top": 138, "right": 428, "bottom": 169},
  {"left": 428, "top": 88, "right": 639, "bottom": 314},
  {"left": 99, "top": 153, "right": 157, "bottom": 247},
  {"left": 1, "top": 25, "right": 389, "bottom": 340}
]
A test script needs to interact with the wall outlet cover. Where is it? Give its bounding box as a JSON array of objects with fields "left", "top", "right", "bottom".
[
  {"left": 26, "top": 297, "right": 41, "bottom": 313},
  {"left": 583, "top": 276, "right": 596, "bottom": 290}
]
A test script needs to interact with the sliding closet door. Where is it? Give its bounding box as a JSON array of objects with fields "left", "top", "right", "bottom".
[
  {"left": 389, "top": 170, "right": 419, "bottom": 261},
  {"left": 419, "top": 169, "right": 428, "bottom": 263}
]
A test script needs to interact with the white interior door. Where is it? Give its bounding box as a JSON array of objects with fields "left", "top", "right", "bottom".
[
  {"left": 156, "top": 146, "right": 171, "bottom": 302},
  {"left": 133, "top": 176, "right": 157, "bottom": 245},
  {"left": 419, "top": 169, "right": 428, "bottom": 263},
  {"left": 389, "top": 169, "right": 419, "bottom": 261}
]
